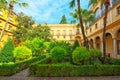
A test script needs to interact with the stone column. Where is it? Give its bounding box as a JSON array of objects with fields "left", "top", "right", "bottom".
[{"left": 113, "top": 38, "right": 117, "bottom": 58}]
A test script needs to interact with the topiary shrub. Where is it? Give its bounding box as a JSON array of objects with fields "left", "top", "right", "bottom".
[
  {"left": 72, "top": 47, "right": 90, "bottom": 65},
  {"left": 13, "top": 46, "right": 32, "bottom": 61},
  {"left": 0, "top": 39, "right": 14, "bottom": 63},
  {"left": 50, "top": 46, "right": 67, "bottom": 63},
  {"left": 72, "top": 39, "right": 80, "bottom": 50}
]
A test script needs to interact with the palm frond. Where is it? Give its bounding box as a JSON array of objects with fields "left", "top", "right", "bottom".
[{"left": 69, "top": 0, "right": 76, "bottom": 8}]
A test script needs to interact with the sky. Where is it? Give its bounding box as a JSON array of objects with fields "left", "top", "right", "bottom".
[{"left": 14, "top": 0, "right": 89, "bottom": 24}]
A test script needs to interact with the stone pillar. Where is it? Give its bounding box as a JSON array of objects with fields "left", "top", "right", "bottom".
[
  {"left": 113, "top": 38, "right": 117, "bottom": 58},
  {"left": 93, "top": 41, "right": 96, "bottom": 49}
]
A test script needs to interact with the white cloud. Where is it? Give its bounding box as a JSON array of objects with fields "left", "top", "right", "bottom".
[{"left": 14, "top": 0, "right": 89, "bottom": 24}]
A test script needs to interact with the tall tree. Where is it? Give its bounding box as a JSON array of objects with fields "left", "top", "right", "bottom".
[
  {"left": 89, "top": 0, "right": 110, "bottom": 61},
  {"left": 12, "top": 13, "right": 35, "bottom": 44},
  {"left": 59, "top": 15, "right": 68, "bottom": 24},
  {"left": 28, "top": 24, "right": 52, "bottom": 41},
  {"left": 70, "top": 8, "right": 94, "bottom": 34},
  {"left": 69, "top": 0, "right": 89, "bottom": 48},
  {"left": 0, "top": 0, "right": 28, "bottom": 41}
]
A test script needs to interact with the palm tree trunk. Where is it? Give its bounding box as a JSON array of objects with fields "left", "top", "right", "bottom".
[
  {"left": 0, "top": 9, "right": 12, "bottom": 41},
  {"left": 0, "top": 1, "right": 13, "bottom": 41},
  {"left": 103, "top": 0, "right": 109, "bottom": 63},
  {"left": 77, "top": 0, "right": 89, "bottom": 48}
]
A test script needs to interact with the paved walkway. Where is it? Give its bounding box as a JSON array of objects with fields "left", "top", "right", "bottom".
[{"left": 0, "top": 68, "right": 120, "bottom": 80}]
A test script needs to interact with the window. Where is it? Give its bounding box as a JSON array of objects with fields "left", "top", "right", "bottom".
[
  {"left": 95, "top": 23, "right": 98, "bottom": 29},
  {"left": 94, "top": 7, "right": 100, "bottom": 20},
  {"left": 9, "top": 17, "right": 13, "bottom": 21},
  {"left": 69, "top": 30, "right": 72, "bottom": 39},
  {"left": 57, "top": 30, "right": 60, "bottom": 38},
  {"left": 0, "top": 10, "right": 3, "bottom": 16},
  {"left": 51, "top": 30, "right": 54, "bottom": 35},
  {"left": 90, "top": 28, "right": 92, "bottom": 32},
  {"left": 117, "top": 40, "right": 120, "bottom": 54},
  {"left": 117, "top": 6, "right": 120, "bottom": 15},
  {"left": 0, "top": 21, "right": 2, "bottom": 27},
  {"left": 63, "top": 30, "right": 66, "bottom": 38},
  {"left": 8, "top": 26, "right": 12, "bottom": 30}
]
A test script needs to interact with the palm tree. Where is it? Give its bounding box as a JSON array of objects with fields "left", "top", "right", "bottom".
[
  {"left": 0, "top": 0, "right": 28, "bottom": 41},
  {"left": 70, "top": 8, "right": 94, "bottom": 33},
  {"left": 69, "top": 0, "right": 89, "bottom": 48},
  {"left": 89, "top": 0, "right": 110, "bottom": 61}
]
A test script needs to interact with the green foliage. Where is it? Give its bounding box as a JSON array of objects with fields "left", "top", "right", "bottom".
[
  {"left": 24, "top": 38, "right": 45, "bottom": 56},
  {"left": 72, "top": 47, "right": 90, "bottom": 64},
  {"left": 72, "top": 39, "right": 80, "bottom": 50},
  {"left": 0, "top": 39, "right": 14, "bottom": 63},
  {"left": 0, "top": 56, "right": 45, "bottom": 76},
  {"left": 59, "top": 15, "right": 68, "bottom": 24},
  {"left": 13, "top": 46, "right": 32, "bottom": 61},
  {"left": 89, "top": 48, "right": 102, "bottom": 58},
  {"left": 50, "top": 46, "right": 67, "bottom": 63},
  {"left": 30, "top": 63, "right": 120, "bottom": 77},
  {"left": 48, "top": 41, "right": 72, "bottom": 53},
  {"left": 12, "top": 13, "right": 35, "bottom": 43},
  {"left": 28, "top": 24, "right": 52, "bottom": 41}
]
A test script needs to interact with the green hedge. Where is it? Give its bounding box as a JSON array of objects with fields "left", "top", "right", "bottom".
[
  {"left": 30, "top": 63, "right": 120, "bottom": 77},
  {"left": 0, "top": 55, "right": 46, "bottom": 76}
]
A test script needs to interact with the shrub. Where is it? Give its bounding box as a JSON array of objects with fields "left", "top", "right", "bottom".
[
  {"left": 72, "top": 47, "right": 90, "bottom": 65},
  {"left": 13, "top": 46, "right": 32, "bottom": 61},
  {"left": 24, "top": 38, "right": 45, "bottom": 56},
  {"left": 89, "top": 48, "right": 102, "bottom": 58},
  {"left": 0, "top": 39, "right": 14, "bottom": 63},
  {"left": 50, "top": 46, "right": 67, "bottom": 63},
  {"left": 30, "top": 63, "right": 120, "bottom": 77},
  {"left": 72, "top": 39, "right": 80, "bottom": 50},
  {"left": 0, "top": 56, "right": 46, "bottom": 76}
]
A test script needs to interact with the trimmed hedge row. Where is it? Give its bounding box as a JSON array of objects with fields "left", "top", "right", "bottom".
[
  {"left": 29, "top": 63, "right": 120, "bottom": 76},
  {"left": 0, "top": 55, "right": 46, "bottom": 76}
]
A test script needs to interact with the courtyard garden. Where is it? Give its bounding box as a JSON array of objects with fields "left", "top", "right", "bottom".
[{"left": 0, "top": 38, "right": 120, "bottom": 77}]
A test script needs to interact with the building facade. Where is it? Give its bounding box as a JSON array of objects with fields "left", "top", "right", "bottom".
[
  {"left": 48, "top": 0, "right": 120, "bottom": 58},
  {"left": 75, "top": 0, "right": 120, "bottom": 58},
  {"left": 0, "top": 9, "right": 17, "bottom": 48}
]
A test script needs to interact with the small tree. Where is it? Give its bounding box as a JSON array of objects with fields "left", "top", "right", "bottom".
[
  {"left": 72, "top": 47, "right": 90, "bottom": 65},
  {"left": 13, "top": 46, "right": 32, "bottom": 61},
  {"left": 0, "top": 38, "right": 14, "bottom": 63},
  {"left": 59, "top": 15, "right": 68, "bottom": 24},
  {"left": 72, "top": 39, "right": 80, "bottom": 50},
  {"left": 24, "top": 38, "right": 45, "bottom": 56},
  {"left": 50, "top": 46, "right": 67, "bottom": 63}
]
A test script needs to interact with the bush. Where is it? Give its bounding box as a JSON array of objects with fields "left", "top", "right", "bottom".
[
  {"left": 72, "top": 39, "right": 80, "bottom": 50},
  {"left": 89, "top": 48, "right": 102, "bottom": 58},
  {"left": 13, "top": 46, "right": 32, "bottom": 61},
  {"left": 50, "top": 46, "right": 67, "bottom": 63},
  {"left": 24, "top": 38, "right": 45, "bottom": 56},
  {"left": 0, "top": 39, "right": 14, "bottom": 63},
  {"left": 0, "top": 56, "right": 46, "bottom": 76},
  {"left": 30, "top": 63, "right": 120, "bottom": 77},
  {"left": 72, "top": 47, "right": 90, "bottom": 65}
]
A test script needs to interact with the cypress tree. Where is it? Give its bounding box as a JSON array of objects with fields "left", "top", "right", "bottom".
[
  {"left": 59, "top": 15, "right": 68, "bottom": 24},
  {"left": 0, "top": 38, "right": 14, "bottom": 63}
]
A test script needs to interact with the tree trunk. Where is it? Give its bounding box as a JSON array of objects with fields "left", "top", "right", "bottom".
[
  {"left": 0, "top": 2, "right": 13, "bottom": 41},
  {"left": 103, "top": 0, "right": 109, "bottom": 63},
  {"left": 77, "top": 0, "right": 89, "bottom": 49}
]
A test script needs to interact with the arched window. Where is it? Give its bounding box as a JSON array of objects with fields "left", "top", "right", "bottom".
[{"left": 94, "top": 7, "right": 100, "bottom": 20}]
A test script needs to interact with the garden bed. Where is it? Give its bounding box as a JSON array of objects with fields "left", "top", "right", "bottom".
[
  {"left": 30, "top": 63, "right": 120, "bottom": 77},
  {"left": 0, "top": 55, "right": 46, "bottom": 76},
  {"left": 29, "top": 58, "right": 120, "bottom": 77}
]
